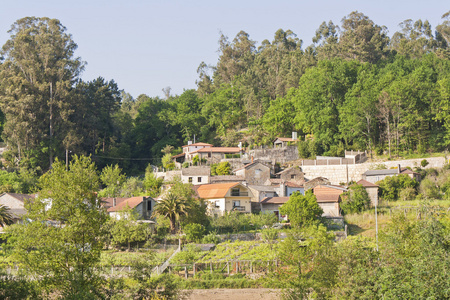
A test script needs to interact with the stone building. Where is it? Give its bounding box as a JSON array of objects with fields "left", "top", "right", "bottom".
[
  {"left": 355, "top": 179, "right": 379, "bottom": 206},
  {"left": 234, "top": 161, "right": 271, "bottom": 186},
  {"left": 275, "top": 166, "right": 304, "bottom": 185}
]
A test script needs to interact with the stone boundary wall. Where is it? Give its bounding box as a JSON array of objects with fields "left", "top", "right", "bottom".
[
  {"left": 248, "top": 146, "right": 298, "bottom": 164},
  {"left": 301, "top": 157, "right": 446, "bottom": 185}
]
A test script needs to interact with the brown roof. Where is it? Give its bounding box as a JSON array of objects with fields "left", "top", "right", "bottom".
[
  {"left": 196, "top": 182, "right": 243, "bottom": 199},
  {"left": 0, "top": 193, "right": 35, "bottom": 202},
  {"left": 102, "top": 197, "right": 128, "bottom": 209},
  {"left": 210, "top": 175, "right": 245, "bottom": 183},
  {"left": 356, "top": 179, "right": 379, "bottom": 188},
  {"left": 315, "top": 194, "right": 341, "bottom": 203},
  {"left": 192, "top": 147, "right": 241, "bottom": 154},
  {"left": 261, "top": 196, "right": 290, "bottom": 204},
  {"left": 400, "top": 168, "right": 419, "bottom": 175},
  {"left": 107, "top": 196, "right": 146, "bottom": 212},
  {"left": 274, "top": 137, "right": 298, "bottom": 143},
  {"left": 182, "top": 142, "right": 213, "bottom": 147},
  {"left": 285, "top": 181, "right": 304, "bottom": 188},
  {"left": 182, "top": 166, "right": 211, "bottom": 176},
  {"left": 172, "top": 153, "right": 185, "bottom": 158}
]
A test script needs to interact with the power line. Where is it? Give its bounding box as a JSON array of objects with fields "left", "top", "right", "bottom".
[{"left": 91, "top": 155, "right": 159, "bottom": 161}]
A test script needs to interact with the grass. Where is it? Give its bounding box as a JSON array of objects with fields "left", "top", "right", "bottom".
[{"left": 369, "top": 151, "right": 446, "bottom": 161}]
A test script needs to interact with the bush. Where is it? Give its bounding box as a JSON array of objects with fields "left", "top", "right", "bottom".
[
  {"left": 215, "top": 161, "right": 231, "bottom": 175},
  {"left": 340, "top": 184, "right": 371, "bottom": 214},
  {"left": 377, "top": 174, "right": 418, "bottom": 201},
  {"left": 183, "top": 223, "right": 205, "bottom": 242},
  {"left": 192, "top": 155, "right": 199, "bottom": 166},
  {"left": 182, "top": 162, "right": 189, "bottom": 168},
  {"left": 421, "top": 159, "right": 429, "bottom": 168},
  {"left": 202, "top": 232, "right": 221, "bottom": 244}
]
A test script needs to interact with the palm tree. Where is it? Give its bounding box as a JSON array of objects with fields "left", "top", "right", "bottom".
[
  {"left": 152, "top": 192, "right": 190, "bottom": 233},
  {"left": 0, "top": 205, "right": 14, "bottom": 227}
]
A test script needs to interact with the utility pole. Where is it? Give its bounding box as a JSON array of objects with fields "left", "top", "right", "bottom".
[{"left": 375, "top": 204, "right": 379, "bottom": 252}]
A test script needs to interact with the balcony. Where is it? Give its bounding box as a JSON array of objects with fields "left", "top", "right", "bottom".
[
  {"left": 230, "top": 191, "right": 249, "bottom": 197},
  {"left": 232, "top": 206, "right": 246, "bottom": 212}
]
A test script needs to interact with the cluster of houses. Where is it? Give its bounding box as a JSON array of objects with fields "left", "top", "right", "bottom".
[{"left": 0, "top": 139, "right": 422, "bottom": 229}]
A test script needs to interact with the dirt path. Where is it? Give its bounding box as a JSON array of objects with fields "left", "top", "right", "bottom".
[{"left": 186, "top": 288, "right": 282, "bottom": 300}]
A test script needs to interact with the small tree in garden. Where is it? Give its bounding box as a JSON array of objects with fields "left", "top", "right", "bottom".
[
  {"left": 279, "top": 191, "right": 323, "bottom": 228},
  {"left": 341, "top": 184, "right": 371, "bottom": 214}
]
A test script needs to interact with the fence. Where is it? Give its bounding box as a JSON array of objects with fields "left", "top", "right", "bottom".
[{"left": 166, "top": 260, "right": 280, "bottom": 279}]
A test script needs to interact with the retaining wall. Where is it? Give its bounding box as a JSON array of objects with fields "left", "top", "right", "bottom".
[{"left": 301, "top": 157, "right": 446, "bottom": 185}]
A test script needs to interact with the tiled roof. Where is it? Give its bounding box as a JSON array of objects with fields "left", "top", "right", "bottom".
[
  {"left": 196, "top": 182, "right": 243, "bottom": 199},
  {"left": 261, "top": 196, "right": 290, "bottom": 204},
  {"left": 192, "top": 147, "right": 241, "bottom": 154},
  {"left": 182, "top": 167, "right": 211, "bottom": 176},
  {"left": 285, "top": 181, "right": 304, "bottom": 188},
  {"left": 274, "top": 137, "right": 298, "bottom": 142},
  {"left": 363, "top": 169, "right": 400, "bottom": 176},
  {"left": 182, "top": 142, "right": 213, "bottom": 147},
  {"left": 356, "top": 179, "right": 379, "bottom": 187},
  {"left": 315, "top": 194, "right": 341, "bottom": 203},
  {"left": 172, "top": 153, "right": 185, "bottom": 158},
  {"left": 0, "top": 193, "right": 35, "bottom": 202},
  {"left": 102, "top": 197, "right": 128, "bottom": 209},
  {"left": 107, "top": 196, "right": 147, "bottom": 212},
  {"left": 210, "top": 175, "right": 245, "bottom": 183}
]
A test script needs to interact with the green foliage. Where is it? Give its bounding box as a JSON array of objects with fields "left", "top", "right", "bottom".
[
  {"left": 143, "top": 164, "right": 163, "bottom": 197},
  {"left": 183, "top": 223, "right": 206, "bottom": 243},
  {"left": 192, "top": 155, "right": 199, "bottom": 166},
  {"left": 8, "top": 155, "right": 107, "bottom": 298},
  {"left": 377, "top": 174, "right": 418, "bottom": 201},
  {"left": 0, "top": 169, "right": 37, "bottom": 194},
  {"left": 215, "top": 161, "right": 231, "bottom": 175},
  {"left": 421, "top": 159, "right": 430, "bottom": 167},
  {"left": 0, "top": 205, "right": 13, "bottom": 227},
  {"left": 162, "top": 153, "right": 173, "bottom": 169},
  {"left": 201, "top": 231, "right": 221, "bottom": 244},
  {"left": 250, "top": 211, "right": 278, "bottom": 228},
  {"left": 341, "top": 184, "right": 371, "bottom": 214},
  {"left": 171, "top": 244, "right": 203, "bottom": 264},
  {"left": 109, "top": 210, "right": 151, "bottom": 251},
  {"left": 279, "top": 191, "right": 323, "bottom": 227},
  {"left": 100, "top": 164, "right": 126, "bottom": 197}
]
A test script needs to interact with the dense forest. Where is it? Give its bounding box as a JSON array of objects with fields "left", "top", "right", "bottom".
[{"left": 0, "top": 11, "right": 450, "bottom": 175}]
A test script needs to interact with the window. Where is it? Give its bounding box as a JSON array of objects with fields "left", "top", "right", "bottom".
[
  {"left": 147, "top": 200, "right": 152, "bottom": 211},
  {"left": 188, "top": 177, "right": 193, "bottom": 183},
  {"left": 231, "top": 188, "right": 240, "bottom": 196},
  {"left": 232, "top": 200, "right": 241, "bottom": 207},
  {"left": 198, "top": 177, "right": 202, "bottom": 183},
  {"left": 255, "top": 169, "right": 261, "bottom": 179},
  {"left": 291, "top": 174, "right": 296, "bottom": 179}
]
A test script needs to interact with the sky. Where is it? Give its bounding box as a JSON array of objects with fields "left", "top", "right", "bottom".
[{"left": 0, "top": 0, "right": 448, "bottom": 99}]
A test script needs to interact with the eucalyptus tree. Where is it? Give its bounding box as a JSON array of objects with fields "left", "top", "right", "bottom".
[{"left": 0, "top": 17, "right": 84, "bottom": 169}]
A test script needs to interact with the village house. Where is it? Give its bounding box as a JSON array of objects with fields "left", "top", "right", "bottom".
[
  {"left": 355, "top": 179, "right": 379, "bottom": 206},
  {"left": 195, "top": 182, "right": 253, "bottom": 216},
  {"left": 173, "top": 141, "right": 242, "bottom": 166},
  {"left": 107, "top": 196, "right": 156, "bottom": 220},
  {"left": 275, "top": 166, "right": 304, "bottom": 185},
  {"left": 260, "top": 196, "right": 289, "bottom": 221},
  {"left": 234, "top": 160, "right": 271, "bottom": 185},
  {"left": 312, "top": 185, "right": 347, "bottom": 217},
  {"left": 273, "top": 132, "right": 299, "bottom": 148},
  {"left": 362, "top": 165, "right": 421, "bottom": 184},
  {"left": 181, "top": 166, "right": 210, "bottom": 185},
  {"left": 0, "top": 193, "right": 35, "bottom": 225}
]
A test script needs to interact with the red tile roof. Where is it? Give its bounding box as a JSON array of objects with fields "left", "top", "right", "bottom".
[
  {"left": 356, "top": 179, "right": 379, "bottom": 187},
  {"left": 107, "top": 196, "right": 146, "bottom": 212},
  {"left": 196, "top": 182, "right": 243, "bottom": 199},
  {"left": 192, "top": 147, "right": 241, "bottom": 154},
  {"left": 182, "top": 142, "right": 213, "bottom": 147},
  {"left": 261, "top": 196, "right": 290, "bottom": 204},
  {"left": 315, "top": 194, "right": 341, "bottom": 203}
]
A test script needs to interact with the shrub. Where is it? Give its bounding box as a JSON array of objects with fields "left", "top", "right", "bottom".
[
  {"left": 192, "top": 155, "right": 199, "bottom": 166},
  {"left": 182, "top": 162, "right": 189, "bottom": 168},
  {"left": 421, "top": 159, "right": 429, "bottom": 168},
  {"left": 202, "top": 232, "right": 221, "bottom": 244},
  {"left": 377, "top": 174, "right": 418, "bottom": 201},
  {"left": 341, "top": 184, "right": 371, "bottom": 214},
  {"left": 183, "top": 223, "right": 205, "bottom": 242}
]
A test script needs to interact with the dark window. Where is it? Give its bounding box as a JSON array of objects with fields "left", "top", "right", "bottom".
[
  {"left": 291, "top": 174, "right": 296, "bottom": 179},
  {"left": 231, "top": 188, "right": 240, "bottom": 196},
  {"left": 147, "top": 200, "right": 152, "bottom": 211},
  {"left": 198, "top": 177, "right": 202, "bottom": 183},
  {"left": 188, "top": 177, "right": 193, "bottom": 183}
]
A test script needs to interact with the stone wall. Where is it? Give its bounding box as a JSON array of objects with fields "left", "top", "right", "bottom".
[
  {"left": 248, "top": 145, "right": 298, "bottom": 164},
  {"left": 301, "top": 157, "right": 446, "bottom": 185}
]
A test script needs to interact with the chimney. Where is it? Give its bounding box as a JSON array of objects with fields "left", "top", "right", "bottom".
[
  {"left": 292, "top": 132, "right": 298, "bottom": 140},
  {"left": 251, "top": 156, "right": 254, "bottom": 163},
  {"left": 113, "top": 197, "right": 116, "bottom": 207},
  {"left": 280, "top": 182, "right": 286, "bottom": 197},
  {"left": 398, "top": 164, "right": 401, "bottom": 174}
]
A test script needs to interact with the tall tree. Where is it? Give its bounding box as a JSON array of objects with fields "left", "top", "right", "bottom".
[
  {"left": 0, "top": 17, "right": 84, "bottom": 169},
  {"left": 9, "top": 155, "right": 107, "bottom": 298}
]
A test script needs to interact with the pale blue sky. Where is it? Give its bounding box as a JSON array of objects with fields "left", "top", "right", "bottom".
[{"left": 0, "top": 0, "right": 448, "bottom": 99}]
